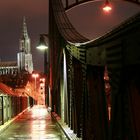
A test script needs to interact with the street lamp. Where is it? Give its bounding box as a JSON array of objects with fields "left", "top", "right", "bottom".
[
  {"left": 39, "top": 78, "right": 46, "bottom": 105},
  {"left": 32, "top": 73, "right": 39, "bottom": 104},
  {"left": 102, "top": 0, "right": 112, "bottom": 13},
  {"left": 36, "top": 34, "right": 51, "bottom": 109},
  {"left": 36, "top": 34, "right": 49, "bottom": 75},
  {"left": 36, "top": 34, "right": 49, "bottom": 50}
]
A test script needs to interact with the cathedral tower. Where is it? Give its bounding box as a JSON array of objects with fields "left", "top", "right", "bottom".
[{"left": 17, "top": 17, "right": 33, "bottom": 73}]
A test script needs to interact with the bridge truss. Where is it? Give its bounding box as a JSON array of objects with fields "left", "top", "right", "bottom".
[{"left": 48, "top": 0, "right": 140, "bottom": 139}]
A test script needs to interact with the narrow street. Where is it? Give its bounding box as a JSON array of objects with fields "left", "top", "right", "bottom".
[{"left": 0, "top": 105, "right": 68, "bottom": 140}]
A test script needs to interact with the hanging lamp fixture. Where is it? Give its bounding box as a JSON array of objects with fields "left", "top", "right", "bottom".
[{"left": 102, "top": 0, "right": 112, "bottom": 13}]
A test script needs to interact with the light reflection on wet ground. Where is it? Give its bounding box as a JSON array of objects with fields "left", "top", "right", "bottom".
[{"left": 0, "top": 105, "right": 68, "bottom": 140}]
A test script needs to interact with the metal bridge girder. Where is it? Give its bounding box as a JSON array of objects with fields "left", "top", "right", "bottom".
[{"left": 63, "top": 0, "right": 140, "bottom": 10}]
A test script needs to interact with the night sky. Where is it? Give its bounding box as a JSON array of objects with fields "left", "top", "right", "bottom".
[
  {"left": 0, "top": 0, "right": 48, "bottom": 72},
  {"left": 0, "top": 0, "right": 139, "bottom": 72}
]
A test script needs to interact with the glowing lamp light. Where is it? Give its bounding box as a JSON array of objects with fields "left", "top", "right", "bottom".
[
  {"left": 40, "top": 78, "right": 45, "bottom": 82},
  {"left": 32, "top": 73, "right": 39, "bottom": 78},
  {"left": 36, "top": 35, "right": 48, "bottom": 50},
  {"left": 36, "top": 44, "right": 48, "bottom": 50},
  {"left": 103, "top": 5, "right": 112, "bottom": 12},
  {"left": 40, "top": 82, "right": 45, "bottom": 87},
  {"left": 102, "top": 1, "right": 112, "bottom": 13}
]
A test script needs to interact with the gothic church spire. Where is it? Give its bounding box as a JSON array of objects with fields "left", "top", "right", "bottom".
[
  {"left": 19, "top": 16, "right": 30, "bottom": 53},
  {"left": 22, "top": 16, "right": 29, "bottom": 39},
  {"left": 18, "top": 16, "right": 33, "bottom": 74}
]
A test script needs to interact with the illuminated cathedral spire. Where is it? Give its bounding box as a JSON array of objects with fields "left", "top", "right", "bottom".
[
  {"left": 19, "top": 16, "right": 31, "bottom": 54},
  {"left": 17, "top": 16, "right": 33, "bottom": 74},
  {"left": 22, "top": 16, "right": 29, "bottom": 38}
]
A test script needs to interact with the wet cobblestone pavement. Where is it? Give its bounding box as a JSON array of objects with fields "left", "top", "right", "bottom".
[{"left": 0, "top": 105, "right": 68, "bottom": 140}]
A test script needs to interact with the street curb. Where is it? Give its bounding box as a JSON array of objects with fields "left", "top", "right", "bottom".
[
  {"left": 51, "top": 112, "right": 82, "bottom": 140},
  {"left": 0, "top": 107, "right": 30, "bottom": 134}
]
